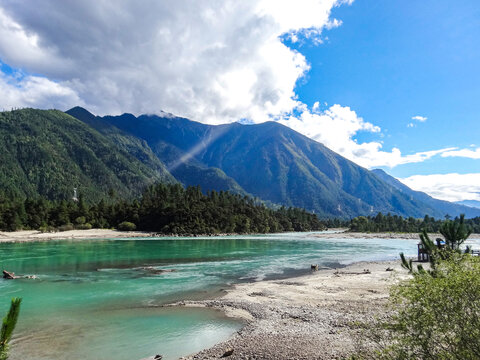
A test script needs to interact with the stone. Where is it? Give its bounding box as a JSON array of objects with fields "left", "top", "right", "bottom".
[{"left": 221, "top": 348, "right": 234, "bottom": 357}]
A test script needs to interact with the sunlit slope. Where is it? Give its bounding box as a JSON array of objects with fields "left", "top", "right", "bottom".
[
  {"left": 68, "top": 108, "right": 249, "bottom": 196},
  {"left": 80, "top": 108, "right": 448, "bottom": 218}
]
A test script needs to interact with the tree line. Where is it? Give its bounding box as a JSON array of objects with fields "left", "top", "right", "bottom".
[
  {"left": 0, "top": 183, "right": 325, "bottom": 234},
  {"left": 350, "top": 212, "right": 480, "bottom": 233}
]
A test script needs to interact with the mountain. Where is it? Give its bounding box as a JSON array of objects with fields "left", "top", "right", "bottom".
[
  {"left": 0, "top": 108, "right": 172, "bottom": 201},
  {"left": 67, "top": 108, "right": 250, "bottom": 196},
  {"left": 371, "top": 169, "right": 480, "bottom": 218},
  {"left": 69, "top": 108, "right": 461, "bottom": 218},
  {"left": 455, "top": 200, "right": 480, "bottom": 209},
  {"left": 4, "top": 106, "right": 475, "bottom": 219},
  {"left": 65, "top": 106, "right": 176, "bottom": 182}
]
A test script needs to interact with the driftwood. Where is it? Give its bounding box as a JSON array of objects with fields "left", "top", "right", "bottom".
[
  {"left": 2, "top": 270, "right": 16, "bottom": 279},
  {"left": 334, "top": 269, "right": 371, "bottom": 277}
]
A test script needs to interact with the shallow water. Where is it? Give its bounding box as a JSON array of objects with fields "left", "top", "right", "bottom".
[{"left": 0, "top": 232, "right": 434, "bottom": 359}]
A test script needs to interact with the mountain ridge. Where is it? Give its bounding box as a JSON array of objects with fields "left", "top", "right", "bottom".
[
  {"left": 371, "top": 169, "right": 480, "bottom": 218},
  {"left": 66, "top": 107, "right": 479, "bottom": 218},
  {"left": 0, "top": 108, "right": 172, "bottom": 202}
]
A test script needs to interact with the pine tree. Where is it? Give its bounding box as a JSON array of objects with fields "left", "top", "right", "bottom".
[
  {"left": 0, "top": 298, "right": 22, "bottom": 360},
  {"left": 439, "top": 213, "right": 472, "bottom": 250}
]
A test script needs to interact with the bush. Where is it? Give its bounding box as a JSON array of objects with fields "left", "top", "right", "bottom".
[
  {"left": 38, "top": 225, "right": 56, "bottom": 233},
  {"left": 0, "top": 298, "right": 22, "bottom": 360},
  {"left": 366, "top": 254, "right": 480, "bottom": 359},
  {"left": 117, "top": 221, "right": 136, "bottom": 231},
  {"left": 74, "top": 216, "right": 86, "bottom": 225},
  {"left": 76, "top": 223, "right": 92, "bottom": 230},
  {"left": 57, "top": 224, "right": 74, "bottom": 232}
]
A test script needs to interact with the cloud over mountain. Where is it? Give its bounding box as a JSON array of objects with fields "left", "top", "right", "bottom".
[
  {"left": 400, "top": 173, "right": 480, "bottom": 202},
  {"left": 0, "top": 0, "right": 462, "bottom": 170},
  {"left": 0, "top": 0, "right": 345, "bottom": 123}
]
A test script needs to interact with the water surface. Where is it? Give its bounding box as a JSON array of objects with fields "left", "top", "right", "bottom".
[{"left": 0, "top": 232, "right": 430, "bottom": 359}]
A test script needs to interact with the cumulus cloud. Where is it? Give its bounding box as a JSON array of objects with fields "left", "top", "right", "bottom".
[
  {"left": 0, "top": 0, "right": 346, "bottom": 123},
  {"left": 279, "top": 104, "right": 454, "bottom": 168},
  {"left": 441, "top": 147, "right": 480, "bottom": 159},
  {"left": 412, "top": 115, "right": 427, "bottom": 122},
  {"left": 0, "top": 1, "right": 461, "bottom": 170},
  {"left": 0, "top": 70, "right": 82, "bottom": 110},
  {"left": 399, "top": 173, "right": 480, "bottom": 202}
]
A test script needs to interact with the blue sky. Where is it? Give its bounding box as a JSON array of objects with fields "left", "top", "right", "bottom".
[
  {"left": 291, "top": 0, "right": 480, "bottom": 179},
  {"left": 0, "top": 0, "right": 479, "bottom": 201}
]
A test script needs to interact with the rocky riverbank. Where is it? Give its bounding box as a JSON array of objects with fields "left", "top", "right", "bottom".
[{"left": 166, "top": 260, "right": 411, "bottom": 360}]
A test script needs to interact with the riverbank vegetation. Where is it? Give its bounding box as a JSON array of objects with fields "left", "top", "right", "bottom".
[
  {"left": 0, "top": 183, "right": 325, "bottom": 234},
  {"left": 354, "top": 217, "right": 480, "bottom": 359},
  {"left": 0, "top": 298, "right": 21, "bottom": 360},
  {"left": 350, "top": 212, "right": 480, "bottom": 233}
]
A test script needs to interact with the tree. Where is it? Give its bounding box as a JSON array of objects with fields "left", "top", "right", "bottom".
[
  {"left": 439, "top": 213, "right": 472, "bottom": 250},
  {"left": 0, "top": 298, "right": 22, "bottom": 360}
]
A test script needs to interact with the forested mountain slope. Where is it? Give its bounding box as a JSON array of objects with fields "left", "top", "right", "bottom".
[
  {"left": 74, "top": 108, "right": 452, "bottom": 218},
  {"left": 0, "top": 109, "right": 170, "bottom": 201},
  {"left": 67, "top": 107, "right": 249, "bottom": 196}
]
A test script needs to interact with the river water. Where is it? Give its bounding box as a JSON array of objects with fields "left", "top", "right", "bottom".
[{"left": 0, "top": 232, "right": 425, "bottom": 359}]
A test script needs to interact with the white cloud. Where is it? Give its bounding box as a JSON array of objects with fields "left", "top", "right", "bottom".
[
  {"left": 279, "top": 104, "right": 454, "bottom": 168},
  {"left": 0, "top": 71, "right": 82, "bottom": 110},
  {"left": 0, "top": 0, "right": 464, "bottom": 171},
  {"left": 399, "top": 173, "right": 480, "bottom": 202},
  {"left": 407, "top": 123, "right": 415, "bottom": 128},
  {"left": 0, "top": 0, "right": 346, "bottom": 124},
  {"left": 441, "top": 147, "right": 480, "bottom": 159},
  {"left": 412, "top": 115, "right": 427, "bottom": 122}
]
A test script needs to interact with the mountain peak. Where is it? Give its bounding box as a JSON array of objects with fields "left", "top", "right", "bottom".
[{"left": 66, "top": 106, "right": 96, "bottom": 121}]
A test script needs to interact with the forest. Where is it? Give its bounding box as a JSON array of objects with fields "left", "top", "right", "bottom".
[
  {"left": 350, "top": 212, "right": 480, "bottom": 233},
  {"left": 0, "top": 183, "right": 325, "bottom": 234}
]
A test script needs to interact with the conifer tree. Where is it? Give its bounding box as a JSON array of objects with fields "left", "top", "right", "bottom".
[{"left": 0, "top": 298, "right": 22, "bottom": 360}]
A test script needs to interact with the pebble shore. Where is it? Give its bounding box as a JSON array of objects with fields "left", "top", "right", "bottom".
[{"left": 171, "top": 260, "right": 410, "bottom": 360}]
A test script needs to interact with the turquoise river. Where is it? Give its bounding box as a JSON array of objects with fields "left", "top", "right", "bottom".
[{"left": 3, "top": 231, "right": 472, "bottom": 360}]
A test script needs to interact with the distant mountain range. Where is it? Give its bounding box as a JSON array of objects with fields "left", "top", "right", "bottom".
[
  {"left": 455, "top": 200, "right": 480, "bottom": 209},
  {"left": 65, "top": 106, "right": 480, "bottom": 218},
  {"left": 1, "top": 107, "right": 478, "bottom": 218},
  {"left": 370, "top": 169, "right": 480, "bottom": 218}
]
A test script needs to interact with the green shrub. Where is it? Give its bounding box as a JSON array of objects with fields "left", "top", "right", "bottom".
[
  {"left": 74, "top": 216, "right": 86, "bottom": 225},
  {"left": 57, "top": 224, "right": 74, "bottom": 232},
  {"left": 0, "top": 298, "right": 22, "bottom": 360},
  {"left": 365, "top": 254, "right": 480, "bottom": 359},
  {"left": 76, "top": 223, "right": 92, "bottom": 230},
  {"left": 38, "top": 225, "right": 56, "bottom": 233},
  {"left": 117, "top": 221, "right": 136, "bottom": 231}
]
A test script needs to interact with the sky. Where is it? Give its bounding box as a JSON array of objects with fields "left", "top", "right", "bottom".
[{"left": 0, "top": 0, "right": 479, "bottom": 202}]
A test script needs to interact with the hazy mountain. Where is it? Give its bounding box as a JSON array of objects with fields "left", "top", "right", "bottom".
[
  {"left": 0, "top": 108, "right": 170, "bottom": 201},
  {"left": 72, "top": 108, "right": 461, "bottom": 218},
  {"left": 455, "top": 200, "right": 480, "bottom": 209},
  {"left": 371, "top": 169, "right": 480, "bottom": 218}
]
